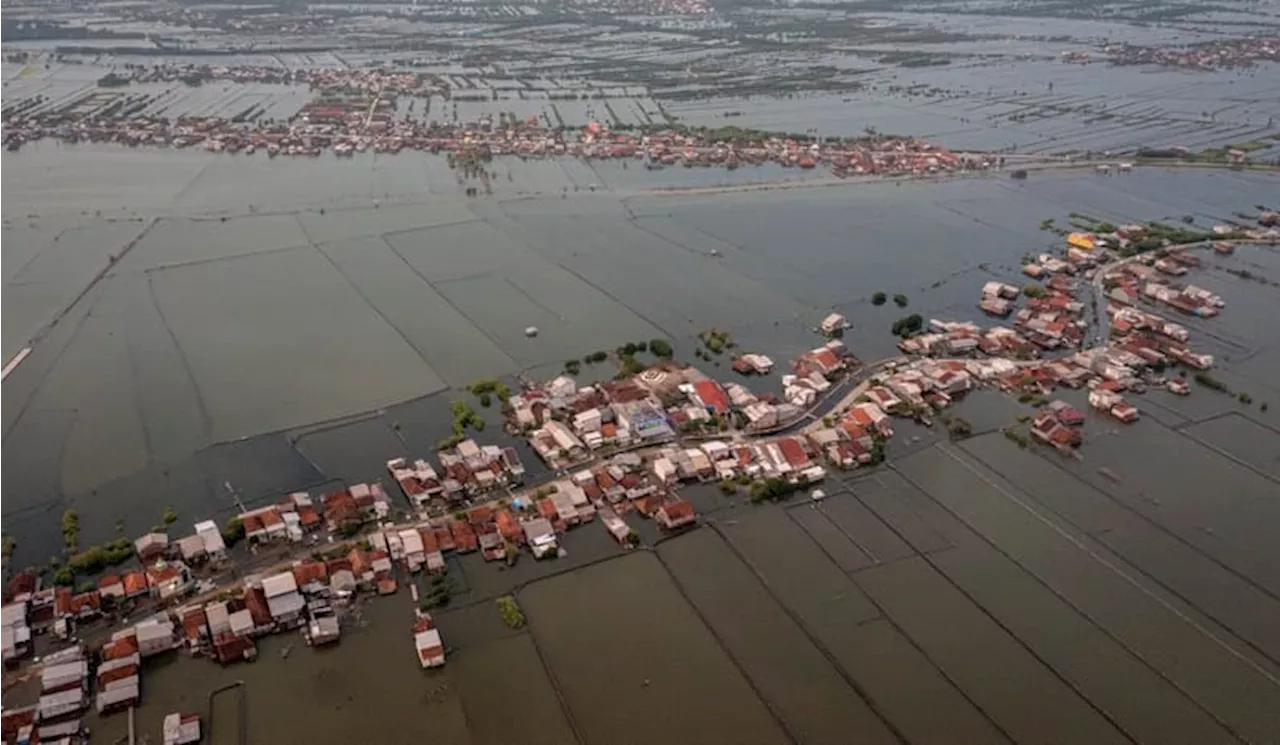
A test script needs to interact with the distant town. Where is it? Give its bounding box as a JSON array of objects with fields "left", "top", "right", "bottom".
[{"left": 1, "top": 62, "right": 1002, "bottom": 179}]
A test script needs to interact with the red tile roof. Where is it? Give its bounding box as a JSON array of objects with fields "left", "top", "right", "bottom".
[
  {"left": 123, "top": 571, "right": 149, "bottom": 596},
  {"left": 69, "top": 590, "right": 101, "bottom": 615},
  {"left": 777, "top": 437, "right": 810, "bottom": 467},
  {"left": 693, "top": 379, "right": 731, "bottom": 414},
  {"left": 244, "top": 586, "right": 272, "bottom": 626},
  {"left": 657, "top": 498, "right": 696, "bottom": 529},
  {"left": 98, "top": 574, "right": 123, "bottom": 591},
  {"left": 55, "top": 587, "right": 72, "bottom": 617},
  {"left": 291, "top": 560, "right": 328, "bottom": 587},
  {"left": 103, "top": 635, "right": 139, "bottom": 660},
  {"left": 297, "top": 505, "right": 322, "bottom": 527}
]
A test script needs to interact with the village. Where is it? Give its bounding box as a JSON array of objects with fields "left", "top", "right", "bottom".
[
  {"left": 1, "top": 64, "right": 996, "bottom": 179},
  {"left": 3, "top": 208, "right": 1277, "bottom": 744}
]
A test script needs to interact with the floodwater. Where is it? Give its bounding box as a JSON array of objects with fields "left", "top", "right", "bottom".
[
  {"left": 3, "top": 142, "right": 1278, "bottom": 564},
  {"left": 5, "top": 85, "right": 1280, "bottom": 745}
]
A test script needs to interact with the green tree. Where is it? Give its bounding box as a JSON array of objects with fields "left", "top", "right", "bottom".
[
  {"left": 871, "top": 291, "right": 887, "bottom": 306},
  {"left": 649, "top": 339, "right": 673, "bottom": 359},
  {"left": 893, "top": 293, "right": 909, "bottom": 308},
  {"left": 52, "top": 568, "right": 75, "bottom": 586},
  {"left": 222, "top": 516, "right": 245, "bottom": 546},
  {"left": 1023, "top": 283, "right": 1046, "bottom": 298},
  {"left": 162, "top": 506, "right": 178, "bottom": 525}
]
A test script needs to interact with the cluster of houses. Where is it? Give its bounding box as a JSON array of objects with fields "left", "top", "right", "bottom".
[
  {"left": 0, "top": 615, "right": 199, "bottom": 744},
  {"left": 783, "top": 341, "right": 859, "bottom": 408},
  {"left": 387, "top": 441, "right": 525, "bottom": 517},
  {"left": 1031, "top": 400, "right": 1088, "bottom": 452},
  {"left": 231, "top": 482, "right": 392, "bottom": 546},
  {"left": 899, "top": 319, "right": 1040, "bottom": 360},
  {"left": 1108, "top": 305, "right": 1214, "bottom": 370},
  {"left": 507, "top": 349, "right": 858, "bottom": 473},
  {"left": 1103, "top": 256, "right": 1226, "bottom": 319}
]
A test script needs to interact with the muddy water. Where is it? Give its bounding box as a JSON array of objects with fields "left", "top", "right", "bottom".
[
  {"left": 88, "top": 590, "right": 472, "bottom": 745},
  {"left": 518, "top": 550, "right": 789, "bottom": 745}
]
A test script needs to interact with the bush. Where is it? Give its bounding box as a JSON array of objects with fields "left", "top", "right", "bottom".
[
  {"left": 162, "top": 506, "right": 178, "bottom": 525},
  {"left": 947, "top": 417, "right": 973, "bottom": 441},
  {"left": 336, "top": 521, "right": 364, "bottom": 539},
  {"left": 891, "top": 314, "right": 924, "bottom": 338},
  {"left": 223, "top": 516, "right": 245, "bottom": 546},
  {"left": 718, "top": 479, "right": 736, "bottom": 494},
  {"left": 479, "top": 392, "right": 492, "bottom": 408},
  {"left": 1023, "top": 283, "right": 1046, "bottom": 298},
  {"left": 497, "top": 595, "right": 526, "bottom": 629},
  {"left": 649, "top": 338, "right": 673, "bottom": 358},
  {"left": 871, "top": 291, "right": 887, "bottom": 306}
]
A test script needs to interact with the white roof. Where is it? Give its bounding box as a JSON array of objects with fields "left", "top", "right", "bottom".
[
  {"left": 228, "top": 609, "right": 254, "bottom": 635},
  {"left": 176, "top": 534, "right": 206, "bottom": 559},
  {"left": 266, "top": 591, "right": 305, "bottom": 620},
  {"left": 261, "top": 572, "right": 298, "bottom": 598},
  {"left": 399, "top": 529, "right": 425, "bottom": 555},
  {"left": 205, "top": 602, "right": 231, "bottom": 634},
  {"left": 42, "top": 660, "right": 88, "bottom": 688},
  {"left": 98, "top": 655, "right": 140, "bottom": 674},
  {"left": 96, "top": 680, "right": 140, "bottom": 710},
  {"left": 199, "top": 527, "right": 226, "bottom": 554},
  {"left": 1, "top": 603, "right": 28, "bottom": 628},
  {"left": 137, "top": 620, "right": 175, "bottom": 641}
]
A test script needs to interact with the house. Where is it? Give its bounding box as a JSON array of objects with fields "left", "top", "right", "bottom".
[
  {"left": 691, "top": 379, "right": 731, "bottom": 415},
  {"left": 41, "top": 659, "right": 87, "bottom": 693},
  {"left": 176, "top": 534, "right": 207, "bottom": 564},
  {"left": 192, "top": 520, "right": 227, "bottom": 559},
  {"left": 178, "top": 606, "right": 209, "bottom": 650},
  {"left": 205, "top": 601, "right": 232, "bottom": 638},
  {"left": 262, "top": 571, "right": 305, "bottom": 625},
  {"left": 96, "top": 676, "right": 139, "bottom": 714},
  {"left": 228, "top": 609, "right": 255, "bottom": 638},
  {"left": 40, "top": 688, "right": 88, "bottom": 720},
  {"left": 387, "top": 457, "right": 444, "bottom": 511},
  {"left": 1046, "top": 400, "right": 1086, "bottom": 426},
  {"left": 135, "top": 532, "right": 169, "bottom": 562},
  {"left": 655, "top": 498, "right": 696, "bottom": 531},
  {"left": 122, "top": 571, "right": 150, "bottom": 599},
  {"left": 0, "top": 604, "right": 30, "bottom": 660},
  {"left": 98, "top": 574, "right": 125, "bottom": 600},
  {"left": 163, "top": 713, "right": 202, "bottom": 745},
  {"left": 291, "top": 559, "right": 329, "bottom": 591},
  {"left": 1031, "top": 411, "right": 1081, "bottom": 452},
  {"left": 413, "top": 615, "right": 445, "bottom": 668},
  {"left": 307, "top": 607, "right": 341, "bottom": 646},
  {"left": 97, "top": 656, "right": 139, "bottom": 687},
  {"left": 330, "top": 570, "right": 357, "bottom": 596},
  {"left": 239, "top": 507, "right": 285, "bottom": 543},
  {"left": 243, "top": 586, "right": 272, "bottom": 630},
  {"left": 821, "top": 312, "right": 850, "bottom": 336},
  {"left": 521, "top": 518, "right": 558, "bottom": 559},
  {"left": 598, "top": 507, "right": 633, "bottom": 544},
  {"left": 136, "top": 618, "right": 177, "bottom": 657},
  {"left": 776, "top": 437, "right": 812, "bottom": 471},
  {"left": 102, "top": 631, "right": 139, "bottom": 662},
  {"left": 147, "top": 561, "right": 193, "bottom": 600}
]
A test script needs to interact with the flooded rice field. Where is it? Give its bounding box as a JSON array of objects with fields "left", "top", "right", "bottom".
[
  {"left": 34, "top": 391, "right": 1277, "bottom": 745},
  {"left": 4, "top": 122, "right": 1280, "bottom": 745},
  {"left": 3, "top": 146, "right": 1279, "bottom": 564}
]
